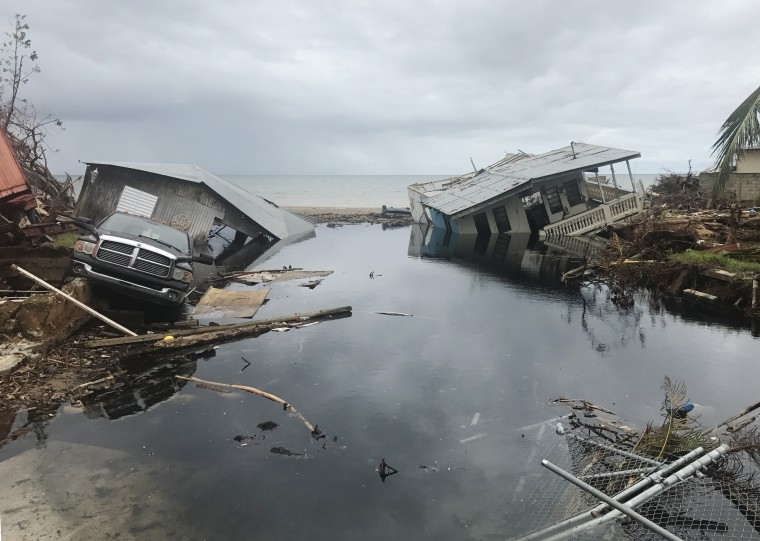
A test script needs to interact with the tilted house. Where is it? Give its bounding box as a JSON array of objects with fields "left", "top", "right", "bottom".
[
  {"left": 408, "top": 143, "right": 645, "bottom": 237},
  {"left": 74, "top": 162, "right": 314, "bottom": 248}
]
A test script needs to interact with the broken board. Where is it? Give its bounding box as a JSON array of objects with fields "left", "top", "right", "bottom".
[
  {"left": 232, "top": 270, "right": 333, "bottom": 285},
  {"left": 193, "top": 287, "right": 269, "bottom": 318}
]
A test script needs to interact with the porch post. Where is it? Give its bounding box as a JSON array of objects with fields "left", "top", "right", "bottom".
[
  {"left": 595, "top": 171, "right": 607, "bottom": 204},
  {"left": 626, "top": 160, "right": 642, "bottom": 210},
  {"left": 626, "top": 160, "right": 636, "bottom": 192},
  {"left": 610, "top": 163, "right": 619, "bottom": 190}
]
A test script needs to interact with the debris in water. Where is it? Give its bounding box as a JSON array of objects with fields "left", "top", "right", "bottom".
[
  {"left": 270, "top": 446, "right": 302, "bottom": 457},
  {"left": 375, "top": 311, "right": 413, "bottom": 317},
  {"left": 257, "top": 421, "right": 278, "bottom": 431},
  {"left": 195, "top": 381, "right": 232, "bottom": 393},
  {"left": 378, "top": 457, "right": 398, "bottom": 482}
]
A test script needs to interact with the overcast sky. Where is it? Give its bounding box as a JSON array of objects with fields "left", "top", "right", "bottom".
[{"left": 1, "top": 1, "right": 759, "bottom": 175}]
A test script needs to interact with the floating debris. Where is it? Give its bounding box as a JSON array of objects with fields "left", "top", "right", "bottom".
[
  {"left": 378, "top": 457, "right": 398, "bottom": 482},
  {"left": 271, "top": 446, "right": 302, "bottom": 457},
  {"left": 257, "top": 421, "right": 278, "bottom": 431}
]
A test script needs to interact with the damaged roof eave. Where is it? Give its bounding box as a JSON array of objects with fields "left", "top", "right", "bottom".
[
  {"left": 439, "top": 153, "right": 642, "bottom": 221},
  {"left": 83, "top": 161, "right": 314, "bottom": 242}
]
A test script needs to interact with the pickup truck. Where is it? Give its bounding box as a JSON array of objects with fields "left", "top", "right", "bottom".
[{"left": 69, "top": 212, "right": 212, "bottom": 305}]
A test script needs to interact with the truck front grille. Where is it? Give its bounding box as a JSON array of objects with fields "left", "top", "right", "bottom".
[
  {"left": 95, "top": 240, "right": 173, "bottom": 278},
  {"left": 134, "top": 249, "right": 172, "bottom": 277}
]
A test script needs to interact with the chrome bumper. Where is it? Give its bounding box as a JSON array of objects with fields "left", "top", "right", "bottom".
[{"left": 72, "top": 262, "right": 186, "bottom": 305}]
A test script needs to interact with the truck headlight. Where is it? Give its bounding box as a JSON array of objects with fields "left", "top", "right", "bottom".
[
  {"left": 74, "top": 240, "right": 96, "bottom": 255},
  {"left": 172, "top": 268, "right": 193, "bottom": 283}
]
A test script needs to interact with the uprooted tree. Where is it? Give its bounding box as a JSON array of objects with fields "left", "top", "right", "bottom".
[{"left": 1, "top": 13, "right": 74, "bottom": 212}]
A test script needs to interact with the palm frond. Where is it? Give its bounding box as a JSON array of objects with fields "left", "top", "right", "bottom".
[{"left": 711, "top": 83, "right": 760, "bottom": 199}]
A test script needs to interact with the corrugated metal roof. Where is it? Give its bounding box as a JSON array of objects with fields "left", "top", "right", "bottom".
[
  {"left": 424, "top": 143, "right": 640, "bottom": 218},
  {"left": 0, "top": 131, "right": 28, "bottom": 200},
  {"left": 85, "top": 162, "right": 313, "bottom": 240}
]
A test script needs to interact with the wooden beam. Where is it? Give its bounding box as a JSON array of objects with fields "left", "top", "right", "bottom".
[
  {"left": 86, "top": 305, "right": 352, "bottom": 348},
  {"left": 11, "top": 264, "right": 137, "bottom": 337}
]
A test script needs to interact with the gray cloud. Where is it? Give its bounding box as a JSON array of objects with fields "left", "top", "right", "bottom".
[{"left": 2, "top": 0, "right": 759, "bottom": 174}]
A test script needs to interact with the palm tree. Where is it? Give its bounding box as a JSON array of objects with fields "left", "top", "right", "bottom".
[{"left": 711, "top": 83, "right": 760, "bottom": 201}]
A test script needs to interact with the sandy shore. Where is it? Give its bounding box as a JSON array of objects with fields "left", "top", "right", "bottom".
[{"left": 284, "top": 206, "right": 412, "bottom": 225}]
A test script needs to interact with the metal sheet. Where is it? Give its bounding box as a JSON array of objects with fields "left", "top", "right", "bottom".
[
  {"left": 116, "top": 186, "right": 158, "bottom": 217},
  {"left": 193, "top": 287, "right": 269, "bottom": 318},
  {"left": 0, "top": 131, "right": 28, "bottom": 200},
  {"left": 423, "top": 143, "right": 641, "bottom": 218},
  {"left": 83, "top": 162, "right": 313, "bottom": 241}
]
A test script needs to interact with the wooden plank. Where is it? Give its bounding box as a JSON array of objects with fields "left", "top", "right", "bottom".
[
  {"left": 86, "top": 305, "right": 352, "bottom": 348},
  {"left": 702, "top": 269, "right": 737, "bottom": 282},
  {"left": 683, "top": 289, "right": 718, "bottom": 301},
  {"left": 233, "top": 270, "right": 333, "bottom": 284},
  {"left": 192, "top": 287, "right": 269, "bottom": 318}
]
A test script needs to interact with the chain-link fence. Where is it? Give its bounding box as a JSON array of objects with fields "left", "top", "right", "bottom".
[{"left": 508, "top": 416, "right": 760, "bottom": 540}]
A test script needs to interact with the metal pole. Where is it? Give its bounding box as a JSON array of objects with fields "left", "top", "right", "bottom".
[
  {"left": 568, "top": 434, "right": 663, "bottom": 466},
  {"left": 513, "top": 446, "right": 704, "bottom": 541},
  {"left": 610, "top": 163, "right": 619, "bottom": 190},
  {"left": 599, "top": 444, "right": 730, "bottom": 524},
  {"left": 595, "top": 171, "right": 607, "bottom": 204},
  {"left": 11, "top": 264, "right": 137, "bottom": 337},
  {"left": 542, "top": 459, "right": 686, "bottom": 541}
]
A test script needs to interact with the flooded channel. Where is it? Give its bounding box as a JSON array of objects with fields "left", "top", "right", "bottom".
[{"left": 2, "top": 224, "right": 759, "bottom": 540}]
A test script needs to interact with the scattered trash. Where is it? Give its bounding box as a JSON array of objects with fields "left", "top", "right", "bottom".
[
  {"left": 257, "top": 421, "right": 278, "bottom": 431},
  {"left": 470, "top": 412, "right": 481, "bottom": 426},
  {"left": 240, "top": 356, "right": 251, "bottom": 371},
  {"left": 71, "top": 374, "right": 115, "bottom": 396},
  {"left": 378, "top": 457, "right": 398, "bottom": 482}
]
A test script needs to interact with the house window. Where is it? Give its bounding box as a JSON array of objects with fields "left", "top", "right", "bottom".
[
  {"left": 492, "top": 205, "right": 511, "bottom": 233},
  {"left": 563, "top": 179, "right": 583, "bottom": 207},
  {"left": 545, "top": 186, "right": 563, "bottom": 214}
]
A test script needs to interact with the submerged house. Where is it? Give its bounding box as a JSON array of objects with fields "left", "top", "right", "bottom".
[
  {"left": 408, "top": 143, "right": 645, "bottom": 237},
  {"left": 74, "top": 162, "right": 314, "bottom": 249}
]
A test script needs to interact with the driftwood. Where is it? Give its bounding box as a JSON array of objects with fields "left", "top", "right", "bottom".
[
  {"left": 86, "top": 306, "right": 352, "bottom": 348},
  {"left": 177, "top": 375, "right": 316, "bottom": 433}
]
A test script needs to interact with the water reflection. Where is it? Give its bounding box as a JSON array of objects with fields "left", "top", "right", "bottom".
[
  {"left": 3, "top": 224, "right": 760, "bottom": 540},
  {"left": 80, "top": 359, "right": 196, "bottom": 420},
  {"left": 408, "top": 223, "right": 600, "bottom": 284}
]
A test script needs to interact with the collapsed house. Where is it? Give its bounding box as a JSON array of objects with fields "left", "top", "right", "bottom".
[
  {"left": 408, "top": 143, "right": 645, "bottom": 237},
  {"left": 74, "top": 162, "right": 315, "bottom": 251},
  {"left": 0, "top": 130, "right": 34, "bottom": 240}
]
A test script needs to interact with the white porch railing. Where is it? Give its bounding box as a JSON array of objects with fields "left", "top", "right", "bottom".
[
  {"left": 542, "top": 192, "right": 642, "bottom": 237},
  {"left": 584, "top": 180, "right": 630, "bottom": 202}
]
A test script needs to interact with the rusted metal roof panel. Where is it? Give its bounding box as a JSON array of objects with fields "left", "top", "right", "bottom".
[
  {"left": 0, "top": 131, "right": 28, "bottom": 199},
  {"left": 424, "top": 143, "right": 640, "bottom": 217},
  {"left": 84, "top": 162, "right": 314, "bottom": 241}
]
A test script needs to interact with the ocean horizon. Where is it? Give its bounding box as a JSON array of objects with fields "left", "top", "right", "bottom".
[{"left": 62, "top": 173, "right": 667, "bottom": 209}]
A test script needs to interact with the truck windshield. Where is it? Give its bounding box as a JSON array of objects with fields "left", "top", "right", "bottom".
[{"left": 99, "top": 213, "right": 190, "bottom": 254}]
